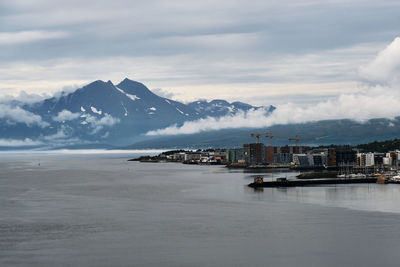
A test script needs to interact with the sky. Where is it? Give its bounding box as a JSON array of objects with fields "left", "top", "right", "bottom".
[{"left": 1, "top": 0, "right": 400, "bottom": 106}]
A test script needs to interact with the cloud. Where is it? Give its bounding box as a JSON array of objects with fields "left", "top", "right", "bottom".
[
  {"left": 1, "top": 1, "right": 398, "bottom": 105},
  {"left": 83, "top": 113, "right": 120, "bottom": 134},
  {"left": 0, "top": 104, "right": 49, "bottom": 127},
  {"left": 0, "top": 91, "right": 50, "bottom": 104},
  {"left": 101, "top": 131, "right": 110, "bottom": 138},
  {"left": 151, "top": 88, "right": 175, "bottom": 99},
  {"left": 0, "top": 138, "right": 43, "bottom": 147},
  {"left": 0, "top": 42, "right": 380, "bottom": 104},
  {"left": 148, "top": 87, "right": 400, "bottom": 135},
  {"left": 0, "top": 30, "right": 69, "bottom": 45},
  {"left": 359, "top": 37, "right": 400, "bottom": 85},
  {"left": 148, "top": 36, "right": 400, "bottom": 135},
  {"left": 43, "top": 128, "right": 69, "bottom": 141},
  {"left": 52, "top": 109, "right": 80, "bottom": 121}
]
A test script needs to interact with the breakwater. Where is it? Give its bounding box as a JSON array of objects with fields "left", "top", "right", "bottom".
[{"left": 248, "top": 178, "right": 378, "bottom": 188}]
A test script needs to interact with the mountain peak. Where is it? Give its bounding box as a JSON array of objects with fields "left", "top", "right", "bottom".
[
  {"left": 7, "top": 78, "right": 270, "bottom": 147},
  {"left": 119, "top": 78, "right": 143, "bottom": 86},
  {"left": 80, "top": 79, "right": 115, "bottom": 93},
  {"left": 121, "top": 77, "right": 133, "bottom": 82},
  {"left": 90, "top": 80, "right": 107, "bottom": 85},
  {"left": 117, "top": 78, "right": 158, "bottom": 98}
]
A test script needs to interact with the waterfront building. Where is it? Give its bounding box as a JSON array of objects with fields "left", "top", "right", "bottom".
[
  {"left": 383, "top": 156, "right": 392, "bottom": 166},
  {"left": 227, "top": 148, "right": 244, "bottom": 163},
  {"left": 374, "top": 153, "right": 385, "bottom": 166},
  {"left": 266, "top": 145, "right": 310, "bottom": 164},
  {"left": 279, "top": 153, "right": 291, "bottom": 164},
  {"left": 172, "top": 152, "right": 186, "bottom": 161},
  {"left": 184, "top": 152, "right": 202, "bottom": 162},
  {"left": 293, "top": 153, "right": 326, "bottom": 167},
  {"left": 293, "top": 154, "right": 311, "bottom": 166},
  {"left": 312, "top": 154, "right": 325, "bottom": 166},
  {"left": 357, "top": 153, "right": 375, "bottom": 167},
  {"left": 265, "top": 146, "right": 274, "bottom": 163},
  {"left": 334, "top": 146, "right": 357, "bottom": 167},
  {"left": 243, "top": 143, "right": 265, "bottom": 165},
  {"left": 328, "top": 148, "right": 337, "bottom": 166},
  {"left": 385, "top": 151, "right": 400, "bottom": 167}
]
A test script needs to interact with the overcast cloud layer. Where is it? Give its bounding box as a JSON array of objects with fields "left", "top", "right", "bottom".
[
  {"left": 1, "top": 0, "right": 400, "bottom": 105},
  {"left": 2, "top": 0, "right": 400, "bottom": 140},
  {"left": 148, "top": 37, "right": 400, "bottom": 135}
]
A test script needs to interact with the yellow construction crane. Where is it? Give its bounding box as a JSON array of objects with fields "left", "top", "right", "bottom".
[
  {"left": 265, "top": 132, "right": 285, "bottom": 146},
  {"left": 250, "top": 133, "right": 263, "bottom": 143},
  {"left": 288, "top": 135, "right": 327, "bottom": 147}
]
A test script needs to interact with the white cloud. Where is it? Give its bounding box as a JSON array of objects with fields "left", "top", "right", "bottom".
[
  {"left": 1, "top": 0, "right": 399, "bottom": 107},
  {"left": 0, "top": 30, "right": 69, "bottom": 45},
  {"left": 101, "top": 131, "right": 110, "bottom": 138},
  {"left": 148, "top": 36, "right": 400, "bottom": 136},
  {"left": 151, "top": 88, "right": 175, "bottom": 99},
  {"left": 83, "top": 113, "right": 120, "bottom": 134},
  {"left": 0, "top": 41, "right": 380, "bottom": 104},
  {"left": 52, "top": 109, "right": 80, "bottom": 122},
  {"left": 359, "top": 37, "right": 400, "bottom": 85},
  {"left": 147, "top": 108, "right": 268, "bottom": 135},
  {"left": 0, "top": 138, "right": 43, "bottom": 147},
  {"left": 0, "top": 104, "right": 48, "bottom": 127},
  {"left": 148, "top": 86, "right": 400, "bottom": 136},
  {"left": 43, "top": 128, "right": 69, "bottom": 140},
  {"left": 0, "top": 91, "right": 50, "bottom": 104}
]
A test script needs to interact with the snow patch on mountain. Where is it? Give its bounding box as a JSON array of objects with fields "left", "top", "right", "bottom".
[
  {"left": 115, "top": 86, "right": 140, "bottom": 101},
  {"left": 90, "top": 106, "right": 102, "bottom": 115},
  {"left": 121, "top": 102, "right": 128, "bottom": 116}
]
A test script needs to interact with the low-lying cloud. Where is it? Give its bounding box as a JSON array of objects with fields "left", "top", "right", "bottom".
[
  {"left": 0, "top": 91, "right": 51, "bottom": 104},
  {"left": 84, "top": 113, "right": 120, "bottom": 134},
  {"left": 0, "top": 104, "right": 49, "bottom": 128},
  {"left": 0, "top": 138, "right": 43, "bottom": 147},
  {"left": 151, "top": 88, "right": 175, "bottom": 99},
  {"left": 147, "top": 36, "right": 400, "bottom": 136},
  {"left": 53, "top": 109, "right": 80, "bottom": 122}
]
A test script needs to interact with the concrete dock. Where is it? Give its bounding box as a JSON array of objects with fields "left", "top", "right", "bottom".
[{"left": 248, "top": 177, "right": 379, "bottom": 188}]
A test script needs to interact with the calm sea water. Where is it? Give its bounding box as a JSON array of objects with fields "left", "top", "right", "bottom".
[{"left": 1, "top": 151, "right": 400, "bottom": 266}]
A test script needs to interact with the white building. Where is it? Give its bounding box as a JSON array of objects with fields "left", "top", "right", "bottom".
[
  {"left": 383, "top": 157, "right": 392, "bottom": 166},
  {"left": 357, "top": 152, "right": 375, "bottom": 167},
  {"left": 365, "top": 152, "right": 375, "bottom": 167}
]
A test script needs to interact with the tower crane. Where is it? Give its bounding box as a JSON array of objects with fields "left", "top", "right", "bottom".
[
  {"left": 250, "top": 133, "right": 263, "bottom": 143},
  {"left": 265, "top": 132, "right": 286, "bottom": 146}
]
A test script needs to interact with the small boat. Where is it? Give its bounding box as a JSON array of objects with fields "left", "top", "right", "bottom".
[{"left": 390, "top": 175, "right": 400, "bottom": 182}]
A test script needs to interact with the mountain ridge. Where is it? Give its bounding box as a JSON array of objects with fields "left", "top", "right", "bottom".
[
  {"left": 3, "top": 78, "right": 397, "bottom": 150},
  {"left": 124, "top": 117, "right": 400, "bottom": 149},
  {"left": 0, "top": 78, "right": 272, "bottom": 148}
]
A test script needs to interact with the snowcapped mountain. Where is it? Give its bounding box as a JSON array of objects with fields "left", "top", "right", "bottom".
[
  {"left": 187, "top": 99, "right": 261, "bottom": 117},
  {"left": 0, "top": 78, "right": 272, "bottom": 147}
]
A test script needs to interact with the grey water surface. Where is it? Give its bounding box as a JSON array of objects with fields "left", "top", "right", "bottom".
[{"left": 1, "top": 151, "right": 400, "bottom": 267}]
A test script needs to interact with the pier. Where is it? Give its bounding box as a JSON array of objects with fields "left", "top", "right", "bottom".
[{"left": 248, "top": 177, "right": 379, "bottom": 188}]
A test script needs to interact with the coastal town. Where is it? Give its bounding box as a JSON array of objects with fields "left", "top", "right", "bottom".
[
  {"left": 132, "top": 136, "right": 400, "bottom": 185},
  {"left": 134, "top": 138, "right": 400, "bottom": 170}
]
